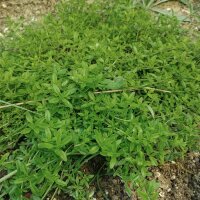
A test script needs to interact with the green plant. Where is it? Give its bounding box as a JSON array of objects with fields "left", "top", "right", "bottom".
[
  {"left": 133, "top": 0, "right": 200, "bottom": 23},
  {"left": 0, "top": 0, "right": 200, "bottom": 199},
  {"left": 133, "top": 0, "right": 168, "bottom": 9},
  {"left": 133, "top": 0, "right": 194, "bottom": 9}
]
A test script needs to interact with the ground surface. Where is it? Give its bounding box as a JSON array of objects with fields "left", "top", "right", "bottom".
[
  {"left": 0, "top": 0, "right": 199, "bottom": 200},
  {"left": 151, "top": 153, "right": 200, "bottom": 200},
  {"left": 155, "top": 0, "right": 200, "bottom": 35},
  {"left": 50, "top": 153, "right": 200, "bottom": 200},
  {"left": 0, "top": 0, "right": 58, "bottom": 35}
]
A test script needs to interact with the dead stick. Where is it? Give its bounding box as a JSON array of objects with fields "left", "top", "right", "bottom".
[
  {"left": 0, "top": 87, "right": 171, "bottom": 109},
  {"left": 0, "top": 100, "right": 34, "bottom": 109},
  {"left": 94, "top": 87, "right": 171, "bottom": 94}
]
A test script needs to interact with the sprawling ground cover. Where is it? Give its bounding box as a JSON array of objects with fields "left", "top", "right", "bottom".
[{"left": 0, "top": 0, "right": 199, "bottom": 199}]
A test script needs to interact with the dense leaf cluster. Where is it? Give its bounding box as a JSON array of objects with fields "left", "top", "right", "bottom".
[{"left": 0, "top": 0, "right": 199, "bottom": 199}]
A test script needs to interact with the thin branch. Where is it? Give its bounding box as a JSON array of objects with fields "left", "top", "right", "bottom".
[
  {"left": 0, "top": 100, "right": 34, "bottom": 109},
  {"left": 50, "top": 186, "right": 59, "bottom": 200},
  {"left": 0, "top": 170, "right": 17, "bottom": 184},
  {"left": 0, "top": 163, "right": 31, "bottom": 184},
  {"left": 94, "top": 89, "right": 128, "bottom": 94},
  {"left": 42, "top": 183, "right": 54, "bottom": 200},
  {"left": 0, "top": 87, "right": 171, "bottom": 110},
  {"left": 94, "top": 87, "right": 171, "bottom": 94},
  {"left": 144, "top": 87, "right": 171, "bottom": 93},
  {"left": 0, "top": 100, "right": 41, "bottom": 115}
]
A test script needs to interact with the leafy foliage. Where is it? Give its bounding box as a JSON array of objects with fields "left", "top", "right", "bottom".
[{"left": 0, "top": 0, "right": 200, "bottom": 199}]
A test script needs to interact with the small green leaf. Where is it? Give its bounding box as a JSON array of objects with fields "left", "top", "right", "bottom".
[
  {"left": 88, "top": 92, "right": 95, "bottom": 101},
  {"left": 149, "top": 156, "right": 158, "bottom": 166},
  {"left": 14, "top": 177, "right": 27, "bottom": 184},
  {"left": 16, "top": 161, "right": 28, "bottom": 175},
  {"left": 45, "top": 110, "right": 51, "bottom": 121},
  {"left": 45, "top": 127, "right": 52, "bottom": 140},
  {"left": 147, "top": 105, "right": 155, "bottom": 119},
  {"left": 0, "top": 153, "right": 9, "bottom": 165},
  {"left": 30, "top": 183, "right": 39, "bottom": 194},
  {"left": 38, "top": 143, "right": 54, "bottom": 149},
  {"left": 53, "top": 84, "right": 61, "bottom": 94},
  {"left": 52, "top": 73, "right": 57, "bottom": 83},
  {"left": 62, "top": 99, "right": 73, "bottom": 109},
  {"left": 54, "top": 149, "right": 67, "bottom": 161},
  {"left": 101, "top": 77, "right": 126, "bottom": 90},
  {"left": 62, "top": 80, "right": 69, "bottom": 86},
  {"left": 110, "top": 157, "right": 117, "bottom": 169},
  {"left": 26, "top": 112, "right": 33, "bottom": 123},
  {"left": 60, "top": 134, "right": 73, "bottom": 147},
  {"left": 49, "top": 97, "right": 60, "bottom": 104},
  {"left": 55, "top": 179, "right": 68, "bottom": 186},
  {"left": 21, "top": 128, "right": 31, "bottom": 134},
  {"left": 89, "top": 146, "right": 99, "bottom": 154}
]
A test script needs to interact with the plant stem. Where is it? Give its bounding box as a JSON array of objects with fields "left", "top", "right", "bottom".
[
  {"left": 0, "top": 170, "right": 17, "bottom": 183},
  {"left": 94, "top": 87, "right": 171, "bottom": 94}
]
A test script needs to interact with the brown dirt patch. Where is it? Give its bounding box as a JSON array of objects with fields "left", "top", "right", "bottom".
[
  {"left": 154, "top": 0, "right": 200, "bottom": 32},
  {"left": 48, "top": 153, "right": 200, "bottom": 200},
  {"left": 93, "top": 176, "right": 130, "bottom": 200},
  {"left": 0, "top": 0, "right": 59, "bottom": 35},
  {"left": 93, "top": 153, "right": 200, "bottom": 200},
  {"left": 151, "top": 152, "right": 200, "bottom": 200},
  {"left": 156, "top": 0, "right": 189, "bottom": 14}
]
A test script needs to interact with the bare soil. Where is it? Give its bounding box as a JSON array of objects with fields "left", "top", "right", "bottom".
[
  {"left": 156, "top": 0, "right": 200, "bottom": 33},
  {"left": 0, "top": 0, "right": 59, "bottom": 35},
  {"left": 151, "top": 152, "right": 200, "bottom": 200},
  {"left": 51, "top": 153, "right": 200, "bottom": 200},
  {"left": 94, "top": 153, "right": 200, "bottom": 200}
]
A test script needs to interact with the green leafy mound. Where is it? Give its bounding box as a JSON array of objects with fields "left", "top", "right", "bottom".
[{"left": 0, "top": 0, "right": 200, "bottom": 199}]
